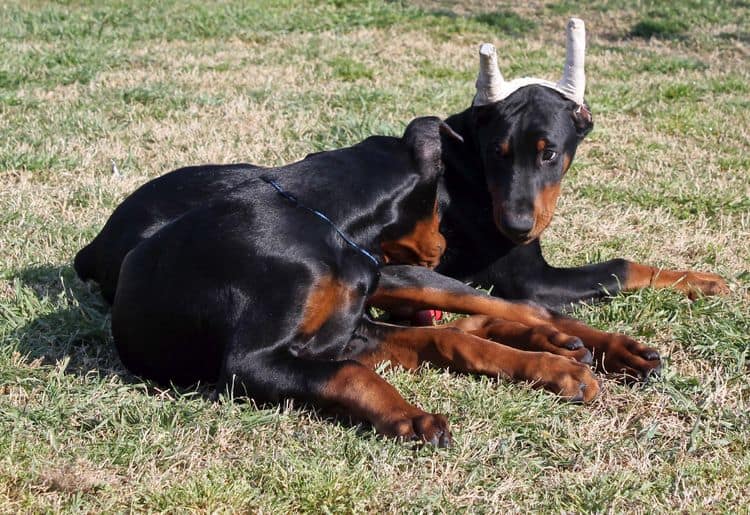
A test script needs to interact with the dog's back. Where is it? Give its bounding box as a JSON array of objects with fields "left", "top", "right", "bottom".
[{"left": 74, "top": 164, "right": 262, "bottom": 302}]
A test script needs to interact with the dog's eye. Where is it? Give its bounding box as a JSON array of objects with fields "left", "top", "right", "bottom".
[{"left": 541, "top": 150, "right": 557, "bottom": 163}]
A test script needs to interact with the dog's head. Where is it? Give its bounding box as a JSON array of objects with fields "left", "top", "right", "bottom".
[
  {"left": 472, "top": 87, "right": 592, "bottom": 244},
  {"left": 470, "top": 18, "right": 594, "bottom": 244},
  {"left": 379, "top": 117, "right": 463, "bottom": 268}
]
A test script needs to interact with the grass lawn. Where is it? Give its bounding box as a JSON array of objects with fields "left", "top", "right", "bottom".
[{"left": 1, "top": 0, "right": 749, "bottom": 511}]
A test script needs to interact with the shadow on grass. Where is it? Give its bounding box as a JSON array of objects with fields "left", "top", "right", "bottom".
[
  {"left": 5, "top": 264, "right": 119, "bottom": 374},
  {"left": 4, "top": 264, "right": 217, "bottom": 400}
]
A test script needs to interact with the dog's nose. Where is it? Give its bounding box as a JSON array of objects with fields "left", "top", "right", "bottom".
[{"left": 501, "top": 214, "right": 534, "bottom": 241}]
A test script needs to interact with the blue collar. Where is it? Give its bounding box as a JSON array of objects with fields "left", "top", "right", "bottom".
[{"left": 262, "top": 177, "right": 381, "bottom": 269}]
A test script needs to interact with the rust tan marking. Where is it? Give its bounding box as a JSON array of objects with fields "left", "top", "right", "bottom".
[
  {"left": 498, "top": 141, "right": 511, "bottom": 157},
  {"left": 537, "top": 315, "right": 661, "bottom": 377},
  {"left": 536, "top": 139, "right": 547, "bottom": 152},
  {"left": 562, "top": 153, "right": 572, "bottom": 174},
  {"left": 438, "top": 306, "right": 662, "bottom": 378},
  {"left": 368, "top": 286, "right": 553, "bottom": 326},
  {"left": 624, "top": 262, "right": 729, "bottom": 299},
  {"left": 366, "top": 284, "right": 661, "bottom": 377},
  {"left": 528, "top": 183, "right": 561, "bottom": 240},
  {"left": 445, "top": 315, "right": 591, "bottom": 362},
  {"left": 322, "top": 363, "right": 418, "bottom": 429},
  {"left": 381, "top": 201, "right": 445, "bottom": 269},
  {"left": 353, "top": 326, "right": 599, "bottom": 402},
  {"left": 299, "top": 275, "right": 351, "bottom": 336},
  {"left": 322, "top": 363, "right": 450, "bottom": 442}
]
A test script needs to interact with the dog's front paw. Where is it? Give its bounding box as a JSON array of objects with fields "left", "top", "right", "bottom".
[
  {"left": 599, "top": 334, "right": 661, "bottom": 380},
  {"left": 680, "top": 271, "right": 730, "bottom": 299},
  {"left": 529, "top": 353, "right": 600, "bottom": 403},
  {"left": 380, "top": 412, "right": 452, "bottom": 448},
  {"left": 527, "top": 325, "right": 593, "bottom": 364}
]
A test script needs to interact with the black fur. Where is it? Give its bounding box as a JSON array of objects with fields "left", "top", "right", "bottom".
[{"left": 78, "top": 117, "right": 451, "bottom": 395}]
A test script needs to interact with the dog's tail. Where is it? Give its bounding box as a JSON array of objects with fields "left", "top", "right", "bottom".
[{"left": 73, "top": 241, "right": 97, "bottom": 283}]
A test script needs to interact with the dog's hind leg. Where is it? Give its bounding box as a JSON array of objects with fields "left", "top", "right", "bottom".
[
  {"left": 353, "top": 320, "right": 600, "bottom": 403},
  {"left": 217, "top": 348, "right": 452, "bottom": 447}
]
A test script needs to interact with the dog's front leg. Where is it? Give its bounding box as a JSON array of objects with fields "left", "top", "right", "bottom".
[
  {"left": 622, "top": 261, "right": 729, "bottom": 299},
  {"left": 372, "top": 266, "right": 661, "bottom": 380},
  {"left": 354, "top": 320, "right": 600, "bottom": 402},
  {"left": 218, "top": 349, "right": 451, "bottom": 447}
]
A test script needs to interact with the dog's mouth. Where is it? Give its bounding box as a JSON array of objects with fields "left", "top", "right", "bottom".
[
  {"left": 417, "top": 257, "right": 442, "bottom": 269},
  {"left": 498, "top": 227, "right": 536, "bottom": 245},
  {"left": 493, "top": 210, "right": 537, "bottom": 245},
  {"left": 381, "top": 248, "right": 443, "bottom": 269},
  {"left": 506, "top": 232, "right": 536, "bottom": 245}
]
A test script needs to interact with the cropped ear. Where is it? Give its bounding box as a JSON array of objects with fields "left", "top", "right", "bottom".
[
  {"left": 404, "top": 117, "right": 462, "bottom": 167},
  {"left": 439, "top": 121, "right": 464, "bottom": 144},
  {"left": 572, "top": 103, "right": 593, "bottom": 139}
]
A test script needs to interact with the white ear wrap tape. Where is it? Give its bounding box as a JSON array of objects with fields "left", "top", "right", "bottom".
[
  {"left": 473, "top": 18, "right": 586, "bottom": 107},
  {"left": 556, "top": 18, "right": 586, "bottom": 105},
  {"left": 474, "top": 43, "right": 505, "bottom": 106}
]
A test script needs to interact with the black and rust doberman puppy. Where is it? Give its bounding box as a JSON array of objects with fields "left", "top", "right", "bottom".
[
  {"left": 433, "top": 86, "right": 729, "bottom": 309},
  {"left": 76, "top": 21, "right": 727, "bottom": 438},
  {"left": 78, "top": 117, "right": 604, "bottom": 447},
  {"left": 371, "top": 20, "right": 726, "bottom": 378},
  {"left": 431, "top": 21, "right": 728, "bottom": 309},
  {"left": 76, "top": 19, "right": 710, "bottom": 392}
]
